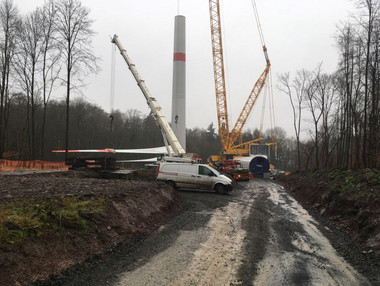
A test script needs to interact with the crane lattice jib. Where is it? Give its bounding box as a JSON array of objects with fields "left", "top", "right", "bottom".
[
  {"left": 228, "top": 63, "right": 271, "bottom": 150},
  {"left": 209, "top": 0, "right": 229, "bottom": 150}
]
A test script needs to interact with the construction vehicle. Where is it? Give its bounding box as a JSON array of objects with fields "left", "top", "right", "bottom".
[
  {"left": 111, "top": 35, "right": 199, "bottom": 163},
  {"left": 208, "top": 0, "right": 276, "bottom": 176},
  {"left": 157, "top": 162, "right": 233, "bottom": 194},
  {"left": 213, "top": 159, "right": 252, "bottom": 181}
]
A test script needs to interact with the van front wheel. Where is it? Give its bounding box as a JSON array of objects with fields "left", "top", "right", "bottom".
[
  {"left": 166, "top": 180, "right": 177, "bottom": 190},
  {"left": 215, "top": 184, "right": 226, "bottom": 195}
]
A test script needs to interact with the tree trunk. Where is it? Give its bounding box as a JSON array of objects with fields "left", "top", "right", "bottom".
[{"left": 65, "top": 64, "right": 70, "bottom": 162}]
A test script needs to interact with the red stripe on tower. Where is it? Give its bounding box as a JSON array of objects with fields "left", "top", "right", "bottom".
[{"left": 173, "top": 52, "right": 186, "bottom": 62}]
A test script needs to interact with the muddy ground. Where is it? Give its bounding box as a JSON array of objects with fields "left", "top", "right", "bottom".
[
  {"left": 0, "top": 170, "right": 182, "bottom": 286},
  {"left": 279, "top": 170, "right": 380, "bottom": 255},
  {"left": 41, "top": 180, "right": 376, "bottom": 285},
  {"left": 0, "top": 169, "right": 379, "bottom": 285}
]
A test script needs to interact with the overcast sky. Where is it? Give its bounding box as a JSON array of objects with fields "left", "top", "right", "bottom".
[{"left": 15, "top": 0, "right": 356, "bottom": 138}]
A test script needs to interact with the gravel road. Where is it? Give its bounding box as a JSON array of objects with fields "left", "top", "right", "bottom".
[{"left": 41, "top": 179, "right": 378, "bottom": 286}]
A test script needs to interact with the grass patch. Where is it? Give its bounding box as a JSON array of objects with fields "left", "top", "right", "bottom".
[
  {"left": 299, "top": 169, "right": 379, "bottom": 197},
  {"left": 0, "top": 197, "right": 108, "bottom": 244},
  {"left": 327, "top": 169, "right": 379, "bottom": 195},
  {"left": 364, "top": 168, "right": 380, "bottom": 185}
]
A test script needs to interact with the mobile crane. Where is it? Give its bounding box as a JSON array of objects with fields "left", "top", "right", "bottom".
[{"left": 111, "top": 35, "right": 198, "bottom": 162}]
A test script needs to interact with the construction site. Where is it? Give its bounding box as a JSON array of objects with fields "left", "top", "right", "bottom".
[{"left": 0, "top": 0, "right": 379, "bottom": 285}]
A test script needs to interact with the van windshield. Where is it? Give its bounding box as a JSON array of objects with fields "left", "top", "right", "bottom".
[
  {"left": 209, "top": 166, "right": 220, "bottom": 175},
  {"left": 199, "top": 166, "right": 220, "bottom": 176}
]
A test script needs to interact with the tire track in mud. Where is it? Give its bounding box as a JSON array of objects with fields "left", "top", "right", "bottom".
[
  {"left": 45, "top": 180, "right": 376, "bottom": 285},
  {"left": 168, "top": 189, "right": 256, "bottom": 286},
  {"left": 237, "top": 181, "right": 273, "bottom": 285},
  {"left": 250, "top": 182, "right": 371, "bottom": 286},
  {"left": 115, "top": 188, "right": 256, "bottom": 286}
]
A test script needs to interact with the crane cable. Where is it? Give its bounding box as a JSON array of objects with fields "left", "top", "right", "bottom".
[
  {"left": 251, "top": 0, "right": 266, "bottom": 48},
  {"left": 269, "top": 69, "right": 278, "bottom": 152},
  {"left": 252, "top": 0, "right": 267, "bottom": 139},
  {"left": 110, "top": 44, "right": 116, "bottom": 115},
  {"left": 109, "top": 43, "right": 116, "bottom": 133},
  {"left": 252, "top": 0, "right": 278, "bottom": 152},
  {"left": 259, "top": 82, "right": 268, "bottom": 138}
]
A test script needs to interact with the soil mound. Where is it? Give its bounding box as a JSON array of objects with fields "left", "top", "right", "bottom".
[
  {"left": 279, "top": 169, "right": 380, "bottom": 255},
  {"left": 0, "top": 170, "right": 181, "bottom": 285}
]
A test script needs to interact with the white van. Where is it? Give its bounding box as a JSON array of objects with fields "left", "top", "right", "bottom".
[{"left": 157, "top": 162, "right": 233, "bottom": 194}]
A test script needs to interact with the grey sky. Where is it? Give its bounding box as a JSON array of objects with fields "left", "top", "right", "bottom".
[{"left": 16, "top": 0, "right": 355, "bottom": 137}]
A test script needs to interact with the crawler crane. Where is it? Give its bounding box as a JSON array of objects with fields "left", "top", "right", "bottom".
[{"left": 208, "top": 0, "right": 275, "bottom": 176}]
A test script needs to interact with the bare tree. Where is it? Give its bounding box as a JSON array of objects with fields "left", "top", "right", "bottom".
[
  {"left": 123, "top": 109, "right": 143, "bottom": 148},
  {"left": 317, "top": 73, "right": 337, "bottom": 168},
  {"left": 334, "top": 2, "right": 380, "bottom": 169},
  {"left": 367, "top": 5, "right": 380, "bottom": 168},
  {"left": 264, "top": 126, "right": 287, "bottom": 169},
  {"left": 305, "top": 64, "right": 323, "bottom": 168},
  {"left": 13, "top": 8, "right": 45, "bottom": 160},
  {"left": 0, "top": 0, "right": 19, "bottom": 158},
  {"left": 55, "top": 0, "right": 99, "bottom": 160},
  {"left": 278, "top": 71, "right": 308, "bottom": 171},
  {"left": 40, "top": 0, "right": 60, "bottom": 160},
  {"left": 335, "top": 22, "right": 366, "bottom": 168},
  {"left": 355, "top": 0, "right": 380, "bottom": 167}
]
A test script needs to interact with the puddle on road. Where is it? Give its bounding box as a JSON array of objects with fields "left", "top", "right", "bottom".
[{"left": 253, "top": 182, "right": 370, "bottom": 286}]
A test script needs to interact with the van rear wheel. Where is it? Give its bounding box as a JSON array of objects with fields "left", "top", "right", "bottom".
[
  {"left": 166, "top": 180, "right": 177, "bottom": 190},
  {"left": 215, "top": 184, "right": 226, "bottom": 195}
]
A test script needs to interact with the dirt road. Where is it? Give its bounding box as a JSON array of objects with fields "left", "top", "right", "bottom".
[{"left": 47, "top": 180, "right": 375, "bottom": 286}]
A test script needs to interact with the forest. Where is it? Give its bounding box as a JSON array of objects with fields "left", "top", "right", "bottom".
[{"left": 0, "top": 0, "right": 379, "bottom": 171}]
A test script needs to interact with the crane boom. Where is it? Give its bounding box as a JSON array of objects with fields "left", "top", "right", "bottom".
[
  {"left": 209, "top": 0, "right": 230, "bottom": 150},
  {"left": 111, "top": 35, "right": 185, "bottom": 156},
  {"left": 229, "top": 58, "right": 270, "bottom": 147}
]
